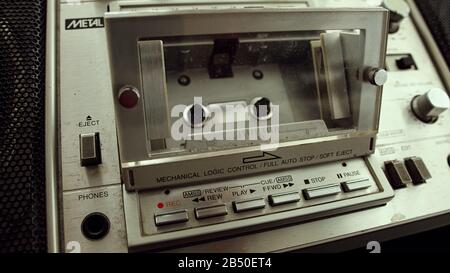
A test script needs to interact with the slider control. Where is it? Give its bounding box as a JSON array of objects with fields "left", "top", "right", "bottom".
[
  {"left": 404, "top": 157, "right": 432, "bottom": 185},
  {"left": 384, "top": 160, "right": 411, "bottom": 189},
  {"left": 80, "top": 133, "right": 102, "bottom": 167}
]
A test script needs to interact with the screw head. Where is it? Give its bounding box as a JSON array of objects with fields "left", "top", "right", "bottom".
[
  {"left": 178, "top": 75, "right": 191, "bottom": 86},
  {"left": 252, "top": 70, "right": 264, "bottom": 80}
]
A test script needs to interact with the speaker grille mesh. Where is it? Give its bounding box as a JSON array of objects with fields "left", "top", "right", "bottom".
[
  {"left": 0, "top": 0, "right": 47, "bottom": 252},
  {"left": 415, "top": 0, "right": 450, "bottom": 68}
]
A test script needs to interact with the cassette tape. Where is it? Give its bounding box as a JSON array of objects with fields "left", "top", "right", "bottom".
[{"left": 105, "top": 5, "right": 389, "bottom": 190}]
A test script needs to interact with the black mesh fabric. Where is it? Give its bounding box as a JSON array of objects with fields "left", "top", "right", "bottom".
[
  {"left": 0, "top": 1, "right": 47, "bottom": 252},
  {"left": 415, "top": 0, "right": 450, "bottom": 67}
]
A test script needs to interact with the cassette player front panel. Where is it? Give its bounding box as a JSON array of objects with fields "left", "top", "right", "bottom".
[{"left": 124, "top": 156, "right": 393, "bottom": 250}]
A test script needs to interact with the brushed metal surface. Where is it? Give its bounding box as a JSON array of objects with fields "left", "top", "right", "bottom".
[
  {"left": 45, "top": 0, "right": 59, "bottom": 253},
  {"left": 321, "top": 32, "right": 351, "bottom": 119},
  {"left": 62, "top": 185, "right": 128, "bottom": 253},
  {"left": 59, "top": 1, "right": 121, "bottom": 191},
  {"left": 138, "top": 40, "right": 171, "bottom": 143}
]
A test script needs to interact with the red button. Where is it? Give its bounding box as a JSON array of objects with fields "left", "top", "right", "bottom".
[{"left": 118, "top": 86, "right": 140, "bottom": 109}]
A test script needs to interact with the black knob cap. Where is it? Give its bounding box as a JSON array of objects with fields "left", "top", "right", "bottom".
[{"left": 381, "top": 0, "right": 411, "bottom": 33}]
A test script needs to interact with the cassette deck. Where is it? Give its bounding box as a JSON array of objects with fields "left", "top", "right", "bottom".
[
  {"left": 103, "top": 3, "right": 394, "bottom": 249},
  {"left": 53, "top": 0, "right": 450, "bottom": 252}
]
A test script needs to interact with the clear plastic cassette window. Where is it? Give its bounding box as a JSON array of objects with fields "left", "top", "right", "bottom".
[{"left": 142, "top": 29, "right": 365, "bottom": 156}]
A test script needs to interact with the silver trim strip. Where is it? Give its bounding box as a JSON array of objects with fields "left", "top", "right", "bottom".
[
  {"left": 138, "top": 40, "right": 171, "bottom": 143},
  {"left": 45, "top": 0, "right": 60, "bottom": 253}
]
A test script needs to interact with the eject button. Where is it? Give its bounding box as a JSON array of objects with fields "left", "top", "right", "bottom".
[{"left": 79, "top": 133, "right": 102, "bottom": 167}]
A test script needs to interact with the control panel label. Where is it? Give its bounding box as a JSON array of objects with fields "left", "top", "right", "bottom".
[
  {"left": 78, "top": 115, "right": 100, "bottom": 128},
  {"left": 77, "top": 190, "right": 109, "bottom": 201},
  {"left": 275, "top": 175, "right": 293, "bottom": 183},
  {"left": 154, "top": 149, "right": 354, "bottom": 185},
  {"left": 65, "top": 17, "right": 105, "bottom": 30},
  {"left": 182, "top": 189, "right": 202, "bottom": 199}
]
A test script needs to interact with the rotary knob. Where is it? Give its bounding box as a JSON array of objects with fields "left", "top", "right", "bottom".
[
  {"left": 367, "top": 68, "right": 388, "bottom": 86},
  {"left": 381, "top": 0, "right": 411, "bottom": 33},
  {"left": 411, "top": 88, "right": 450, "bottom": 123}
]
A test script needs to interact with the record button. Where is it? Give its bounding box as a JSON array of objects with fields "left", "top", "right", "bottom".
[{"left": 154, "top": 210, "right": 189, "bottom": 226}]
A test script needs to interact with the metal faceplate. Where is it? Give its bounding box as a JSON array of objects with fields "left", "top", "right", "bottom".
[
  {"left": 62, "top": 185, "right": 127, "bottom": 253},
  {"left": 58, "top": 1, "right": 128, "bottom": 253},
  {"left": 56, "top": 0, "right": 450, "bottom": 253}
]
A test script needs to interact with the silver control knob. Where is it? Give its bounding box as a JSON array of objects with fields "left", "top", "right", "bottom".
[
  {"left": 411, "top": 88, "right": 450, "bottom": 123},
  {"left": 367, "top": 68, "right": 388, "bottom": 86},
  {"left": 381, "top": 0, "right": 411, "bottom": 33}
]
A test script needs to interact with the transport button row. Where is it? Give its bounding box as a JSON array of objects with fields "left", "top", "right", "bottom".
[{"left": 154, "top": 180, "right": 372, "bottom": 226}]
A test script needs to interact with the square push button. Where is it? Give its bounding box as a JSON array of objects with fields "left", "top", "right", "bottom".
[
  {"left": 154, "top": 210, "right": 189, "bottom": 226},
  {"left": 341, "top": 179, "right": 372, "bottom": 192},
  {"left": 303, "top": 184, "right": 341, "bottom": 200},
  {"left": 195, "top": 204, "right": 228, "bottom": 219},
  {"left": 269, "top": 192, "right": 300, "bottom": 206},
  {"left": 233, "top": 198, "right": 266, "bottom": 213}
]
